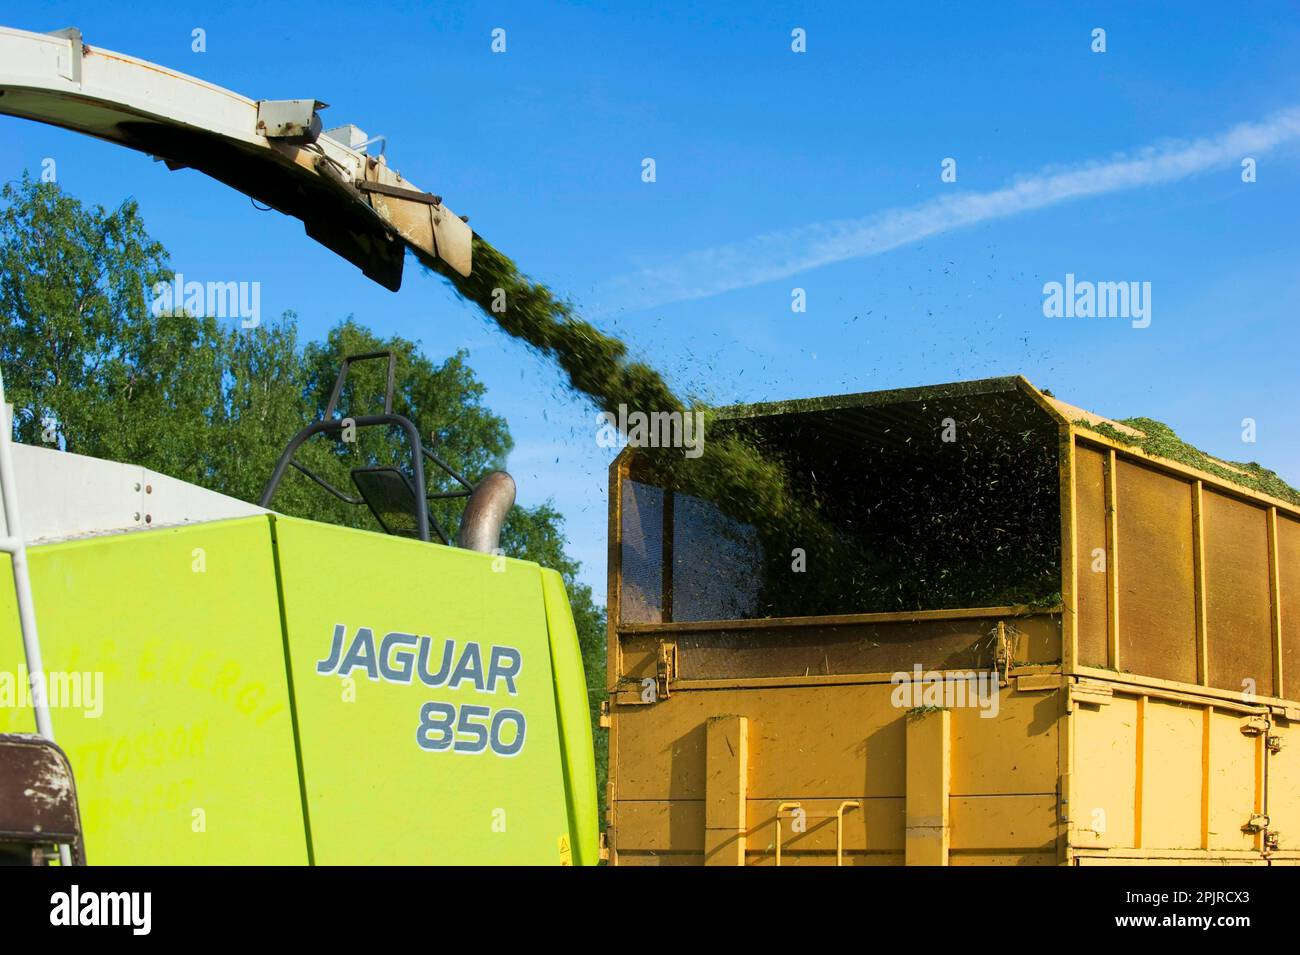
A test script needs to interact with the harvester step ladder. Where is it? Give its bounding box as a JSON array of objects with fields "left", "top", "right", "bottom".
[{"left": 0, "top": 372, "right": 70, "bottom": 865}]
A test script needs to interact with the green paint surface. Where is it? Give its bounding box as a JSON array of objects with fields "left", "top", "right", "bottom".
[
  {"left": 540, "top": 567, "right": 599, "bottom": 865},
  {"left": 0, "top": 517, "right": 308, "bottom": 864},
  {"left": 0, "top": 514, "right": 591, "bottom": 864},
  {"left": 273, "top": 516, "right": 574, "bottom": 864}
]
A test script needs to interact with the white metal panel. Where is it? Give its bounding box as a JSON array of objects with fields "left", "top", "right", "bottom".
[
  {"left": 0, "top": 26, "right": 258, "bottom": 144},
  {"left": 0, "top": 443, "right": 265, "bottom": 543}
]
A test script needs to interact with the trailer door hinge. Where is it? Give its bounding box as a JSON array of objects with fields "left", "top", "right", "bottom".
[
  {"left": 598, "top": 700, "right": 612, "bottom": 728},
  {"left": 1267, "top": 734, "right": 1283, "bottom": 755},
  {"left": 656, "top": 640, "right": 678, "bottom": 699},
  {"left": 1264, "top": 830, "right": 1281, "bottom": 852}
]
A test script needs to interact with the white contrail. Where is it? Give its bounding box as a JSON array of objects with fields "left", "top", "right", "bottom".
[{"left": 596, "top": 108, "right": 1300, "bottom": 313}]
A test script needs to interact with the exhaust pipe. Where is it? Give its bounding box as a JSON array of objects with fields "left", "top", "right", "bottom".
[{"left": 457, "top": 470, "right": 516, "bottom": 554}]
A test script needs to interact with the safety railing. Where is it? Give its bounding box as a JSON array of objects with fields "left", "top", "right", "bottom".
[
  {"left": 0, "top": 370, "right": 70, "bottom": 865},
  {"left": 773, "top": 800, "right": 862, "bottom": 866}
]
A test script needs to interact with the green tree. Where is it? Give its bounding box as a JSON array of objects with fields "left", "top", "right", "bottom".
[
  {"left": 0, "top": 173, "right": 216, "bottom": 464},
  {"left": 0, "top": 174, "right": 607, "bottom": 818}
]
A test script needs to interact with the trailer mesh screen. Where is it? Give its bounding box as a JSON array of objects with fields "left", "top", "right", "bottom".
[{"left": 619, "top": 387, "right": 1061, "bottom": 623}]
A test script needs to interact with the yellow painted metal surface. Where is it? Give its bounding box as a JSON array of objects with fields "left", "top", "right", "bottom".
[
  {"left": 703, "top": 714, "right": 747, "bottom": 865},
  {"left": 607, "top": 678, "right": 1060, "bottom": 865},
  {"left": 905, "top": 709, "right": 950, "bottom": 865},
  {"left": 1267, "top": 715, "right": 1300, "bottom": 862},
  {"left": 605, "top": 377, "right": 1300, "bottom": 865}
]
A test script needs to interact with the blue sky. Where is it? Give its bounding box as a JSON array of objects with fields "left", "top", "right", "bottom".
[{"left": 3, "top": 2, "right": 1299, "bottom": 603}]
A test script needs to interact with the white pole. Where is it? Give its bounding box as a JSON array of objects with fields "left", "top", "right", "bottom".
[
  {"left": 0, "top": 373, "right": 69, "bottom": 865},
  {"left": 0, "top": 377, "right": 53, "bottom": 740}
]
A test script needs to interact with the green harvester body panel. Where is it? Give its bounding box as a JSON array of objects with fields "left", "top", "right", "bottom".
[{"left": 0, "top": 514, "right": 598, "bottom": 865}]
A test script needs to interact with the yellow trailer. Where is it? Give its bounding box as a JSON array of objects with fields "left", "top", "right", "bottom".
[{"left": 603, "top": 376, "right": 1299, "bottom": 865}]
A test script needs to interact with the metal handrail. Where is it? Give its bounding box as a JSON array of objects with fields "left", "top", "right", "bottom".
[
  {"left": 835, "top": 800, "right": 861, "bottom": 866},
  {"left": 773, "top": 801, "right": 802, "bottom": 866},
  {"left": 773, "top": 799, "right": 862, "bottom": 866},
  {"left": 260, "top": 353, "right": 480, "bottom": 546},
  {"left": 0, "top": 371, "right": 71, "bottom": 865},
  {"left": 0, "top": 382, "right": 51, "bottom": 739},
  {"left": 258, "top": 413, "right": 432, "bottom": 541}
]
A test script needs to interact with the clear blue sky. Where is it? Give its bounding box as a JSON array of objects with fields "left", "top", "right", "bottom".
[{"left": 3, "top": 2, "right": 1298, "bottom": 604}]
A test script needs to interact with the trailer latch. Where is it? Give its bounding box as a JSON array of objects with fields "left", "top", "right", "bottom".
[
  {"left": 1243, "top": 813, "right": 1270, "bottom": 834},
  {"left": 1240, "top": 716, "right": 1269, "bottom": 737}
]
